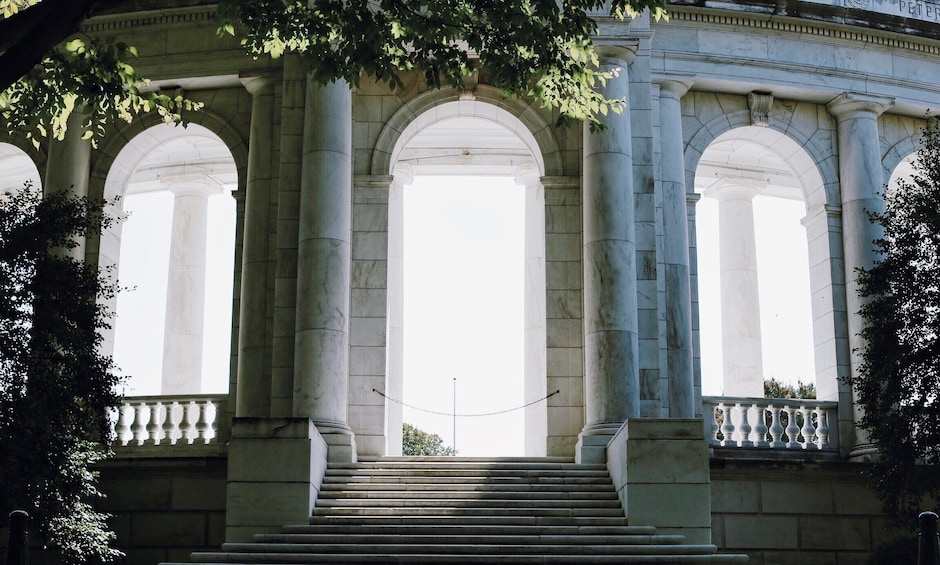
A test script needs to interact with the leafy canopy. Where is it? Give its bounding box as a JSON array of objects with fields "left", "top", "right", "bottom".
[
  {"left": 0, "top": 185, "right": 124, "bottom": 563},
  {"left": 217, "top": 0, "right": 666, "bottom": 128},
  {"left": 852, "top": 116, "right": 940, "bottom": 526},
  {"left": 402, "top": 422, "right": 457, "bottom": 456},
  {"left": 1, "top": 0, "right": 667, "bottom": 145}
]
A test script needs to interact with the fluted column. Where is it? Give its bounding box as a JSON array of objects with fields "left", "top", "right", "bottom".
[
  {"left": 161, "top": 175, "right": 222, "bottom": 395},
  {"left": 658, "top": 78, "right": 695, "bottom": 417},
  {"left": 827, "top": 92, "right": 893, "bottom": 458},
  {"left": 235, "top": 75, "right": 276, "bottom": 417},
  {"left": 578, "top": 45, "right": 638, "bottom": 463},
  {"left": 707, "top": 179, "right": 765, "bottom": 398},
  {"left": 293, "top": 78, "right": 356, "bottom": 461}
]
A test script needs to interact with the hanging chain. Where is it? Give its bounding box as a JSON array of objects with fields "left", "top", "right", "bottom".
[{"left": 373, "top": 388, "right": 561, "bottom": 418}]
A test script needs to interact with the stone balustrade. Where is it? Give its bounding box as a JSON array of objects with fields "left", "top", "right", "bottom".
[
  {"left": 112, "top": 395, "right": 228, "bottom": 447},
  {"left": 703, "top": 396, "right": 839, "bottom": 451}
]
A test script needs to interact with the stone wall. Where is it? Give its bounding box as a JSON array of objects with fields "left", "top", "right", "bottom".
[
  {"left": 96, "top": 454, "right": 228, "bottom": 565},
  {"left": 710, "top": 457, "right": 905, "bottom": 564}
]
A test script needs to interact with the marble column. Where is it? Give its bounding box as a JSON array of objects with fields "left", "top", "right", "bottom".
[
  {"left": 236, "top": 75, "right": 276, "bottom": 417},
  {"left": 161, "top": 175, "right": 222, "bottom": 395},
  {"left": 658, "top": 78, "right": 695, "bottom": 417},
  {"left": 707, "top": 179, "right": 765, "bottom": 398},
  {"left": 385, "top": 168, "right": 410, "bottom": 456},
  {"left": 45, "top": 110, "right": 91, "bottom": 260},
  {"left": 578, "top": 45, "right": 639, "bottom": 464},
  {"left": 293, "top": 78, "right": 356, "bottom": 462},
  {"left": 826, "top": 92, "right": 893, "bottom": 458}
]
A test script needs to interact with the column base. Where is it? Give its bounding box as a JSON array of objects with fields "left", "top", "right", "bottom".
[
  {"left": 314, "top": 420, "right": 358, "bottom": 463},
  {"left": 225, "top": 418, "right": 329, "bottom": 542},
  {"left": 576, "top": 422, "right": 622, "bottom": 464}
]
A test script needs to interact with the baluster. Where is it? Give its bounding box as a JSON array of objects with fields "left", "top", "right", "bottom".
[
  {"left": 768, "top": 403, "right": 785, "bottom": 448},
  {"left": 708, "top": 403, "right": 721, "bottom": 446},
  {"left": 114, "top": 403, "right": 131, "bottom": 446},
  {"left": 208, "top": 400, "right": 219, "bottom": 442},
  {"left": 752, "top": 403, "right": 769, "bottom": 448},
  {"left": 177, "top": 401, "right": 194, "bottom": 445},
  {"left": 131, "top": 402, "right": 147, "bottom": 445},
  {"left": 720, "top": 402, "right": 736, "bottom": 447},
  {"left": 144, "top": 402, "right": 160, "bottom": 445},
  {"left": 737, "top": 403, "right": 753, "bottom": 447},
  {"left": 784, "top": 405, "right": 801, "bottom": 449},
  {"left": 816, "top": 406, "right": 831, "bottom": 449},
  {"left": 161, "top": 401, "right": 178, "bottom": 445},
  {"left": 194, "top": 400, "right": 210, "bottom": 444},
  {"left": 800, "top": 406, "right": 818, "bottom": 450}
]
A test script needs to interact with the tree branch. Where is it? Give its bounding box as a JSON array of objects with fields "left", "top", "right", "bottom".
[{"left": 0, "top": 0, "right": 100, "bottom": 93}]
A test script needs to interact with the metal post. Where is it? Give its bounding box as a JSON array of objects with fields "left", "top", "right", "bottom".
[
  {"left": 7, "top": 510, "right": 29, "bottom": 565},
  {"left": 919, "top": 511, "right": 940, "bottom": 565},
  {"left": 452, "top": 377, "right": 456, "bottom": 455}
]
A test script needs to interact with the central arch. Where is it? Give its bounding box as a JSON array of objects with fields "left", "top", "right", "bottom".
[{"left": 371, "top": 91, "right": 559, "bottom": 456}]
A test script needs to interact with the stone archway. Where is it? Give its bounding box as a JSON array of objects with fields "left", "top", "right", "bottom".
[
  {"left": 0, "top": 143, "right": 41, "bottom": 193},
  {"left": 102, "top": 123, "right": 238, "bottom": 396},
  {"left": 352, "top": 92, "right": 567, "bottom": 456},
  {"left": 690, "top": 124, "right": 842, "bottom": 404}
]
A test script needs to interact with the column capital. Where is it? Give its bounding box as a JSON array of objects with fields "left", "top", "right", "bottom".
[
  {"left": 594, "top": 44, "right": 637, "bottom": 67},
  {"left": 657, "top": 76, "right": 695, "bottom": 100},
  {"left": 514, "top": 165, "right": 541, "bottom": 189},
  {"left": 703, "top": 176, "right": 767, "bottom": 201},
  {"left": 240, "top": 73, "right": 278, "bottom": 96},
  {"left": 353, "top": 174, "right": 395, "bottom": 191},
  {"left": 159, "top": 173, "right": 224, "bottom": 198},
  {"left": 827, "top": 92, "right": 894, "bottom": 120}
]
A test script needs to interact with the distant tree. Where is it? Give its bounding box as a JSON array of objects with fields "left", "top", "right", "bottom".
[
  {"left": 851, "top": 116, "right": 940, "bottom": 526},
  {"left": 764, "top": 378, "right": 816, "bottom": 399},
  {"left": 402, "top": 423, "right": 457, "bottom": 456},
  {"left": 0, "top": 184, "right": 123, "bottom": 563}
]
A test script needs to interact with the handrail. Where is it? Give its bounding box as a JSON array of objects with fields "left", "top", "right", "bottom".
[{"left": 703, "top": 396, "right": 839, "bottom": 451}]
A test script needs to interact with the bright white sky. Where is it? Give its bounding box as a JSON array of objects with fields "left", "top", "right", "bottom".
[{"left": 113, "top": 175, "right": 816, "bottom": 457}]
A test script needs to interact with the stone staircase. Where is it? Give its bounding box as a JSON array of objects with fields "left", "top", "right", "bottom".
[{"left": 168, "top": 457, "right": 748, "bottom": 564}]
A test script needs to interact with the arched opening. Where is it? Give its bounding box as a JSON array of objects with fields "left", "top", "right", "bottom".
[
  {"left": 0, "top": 143, "right": 41, "bottom": 193},
  {"left": 694, "top": 128, "right": 823, "bottom": 399},
  {"left": 104, "top": 123, "right": 237, "bottom": 396},
  {"left": 382, "top": 106, "right": 547, "bottom": 457}
]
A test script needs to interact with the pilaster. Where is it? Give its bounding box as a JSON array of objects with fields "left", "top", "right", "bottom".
[
  {"left": 658, "top": 78, "right": 695, "bottom": 417},
  {"left": 236, "top": 74, "right": 277, "bottom": 418}
]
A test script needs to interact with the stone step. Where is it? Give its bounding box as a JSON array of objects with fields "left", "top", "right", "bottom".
[
  {"left": 268, "top": 524, "right": 664, "bottom": 537},
  {"left": 322, "top": 475, "right": 612, "bottom": 484},
  {"left": 162, "top": 457, "right": 750, "bottom": 565},
  {"left": 211, "top": 542, "right": 724, "bottom": 556},
  {"left": 299, "top": 515, "right": 633, "bottom": 527},
  {"left": 251, "top": 533, "right": 689, "bottom": 546},
  {"left": 177, "top": 553, "right": 748, "bottom": 564},
  {"left": 318, "top": 489, "right": 618, "bottom": 500},
  {"left": 316, "top": 499, "right": 621, "bottom": 509},
  {"left": 312, "top": 506, "right": 627, "bottom": 517}
]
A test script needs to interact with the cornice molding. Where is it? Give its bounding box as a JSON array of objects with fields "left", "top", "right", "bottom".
[{"left": 667, "top": 6, "right": 940, "bottom": 54}]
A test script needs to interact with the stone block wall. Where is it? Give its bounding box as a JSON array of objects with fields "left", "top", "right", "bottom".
[
  {"left": 710, "top": 457, "right": 900, "bottom": 564},
  {"left": 96, "top": 454, "right": 228, "bottom": 564}
]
